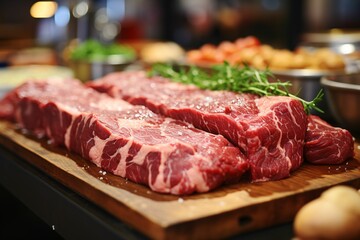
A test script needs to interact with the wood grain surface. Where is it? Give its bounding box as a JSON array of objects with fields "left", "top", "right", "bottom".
[{"left": 0, "top": 121, "right": 359, "bottom": 240}]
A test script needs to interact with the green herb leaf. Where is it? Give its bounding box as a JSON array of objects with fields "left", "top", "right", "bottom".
[{"left": 148, "top": 62, "right": 324, "bottom": 114}]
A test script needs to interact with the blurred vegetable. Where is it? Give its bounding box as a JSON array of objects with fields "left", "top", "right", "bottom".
[
  {"left": 140, "top": 42, "right": 185, "bottom": 63},
  {"left": 187, "top": 36, "right": 345, "bottom": 70},
  {"left": 294, "top": 185, "right": 360, "bottom": 240},
  {"left": 70, "top": 39, "right": 136, "bottom": 62}
]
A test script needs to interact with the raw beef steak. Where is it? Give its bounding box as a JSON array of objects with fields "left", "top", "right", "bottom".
[
  {"left": 305, "top": 115, "right": 354, "bottom": 164},
  {"left": 89, "top": 71, "right": 308, "bottom": 181},
  {"left": 0, "top": 79, "right": 248, "bottom": 194}
]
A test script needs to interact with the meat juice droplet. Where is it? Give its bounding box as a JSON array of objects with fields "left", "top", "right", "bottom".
[
  {"left": 21, "top": 128, "right": 29, "bottom": 135},
  {"left": 324, "top": 160, "right": 357, "bottom": 174}
]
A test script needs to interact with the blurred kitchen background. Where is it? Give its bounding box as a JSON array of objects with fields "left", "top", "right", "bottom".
[
  {"left": 0, "top": 0, "right": 360, "bottom": 239},
  {"left": 1, "top": 0, "right": 360, "bottom": 58}
]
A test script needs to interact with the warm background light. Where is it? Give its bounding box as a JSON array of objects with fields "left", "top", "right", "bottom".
[{"left": 30, "top": 1, "right": 58, "bottom": 18}]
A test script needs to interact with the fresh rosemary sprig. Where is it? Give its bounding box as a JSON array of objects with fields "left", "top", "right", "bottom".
[{"left": 148, "top": 62, "right": 324, "bottom": 114}]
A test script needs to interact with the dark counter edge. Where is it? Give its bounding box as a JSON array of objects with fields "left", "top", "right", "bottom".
[
  {"left": 0, "top": 145, "right": 294, "bottom": 240},
  {"left": 0, "top": 144, "right": 146, "bottom": 240}
]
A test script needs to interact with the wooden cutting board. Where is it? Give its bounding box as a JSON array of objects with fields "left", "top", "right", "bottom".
[{"left": 0, "top": 121, "right": 359, "bottom": 240}]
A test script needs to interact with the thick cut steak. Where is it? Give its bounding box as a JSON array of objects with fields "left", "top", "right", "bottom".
[
  {"left": 89, "top": 71, "right": 308, "bottom": 181},
  {"left": 305, "top": 115, "right": 354, "bottom": 164},
  {"left": 0, "top": 79, "right": 248, "bottom": 195}
]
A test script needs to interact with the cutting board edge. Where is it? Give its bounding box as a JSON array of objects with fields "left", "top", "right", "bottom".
[{"left": 162, "top": 177, "right": 360, "bottom": 240}]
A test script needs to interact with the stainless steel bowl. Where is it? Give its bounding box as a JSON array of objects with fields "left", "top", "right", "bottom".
[
  {"left": 321, "top": 73, "right": 360, "bottom": 134},
  {"left": 69, "top": 55, "right": 135, "bottom": 82},
  {"left": 301, "top": 30, "right": 360, "bottom": 56},
  {"left": 272, "top": 69, "right": 346, "bottom": 121}
]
